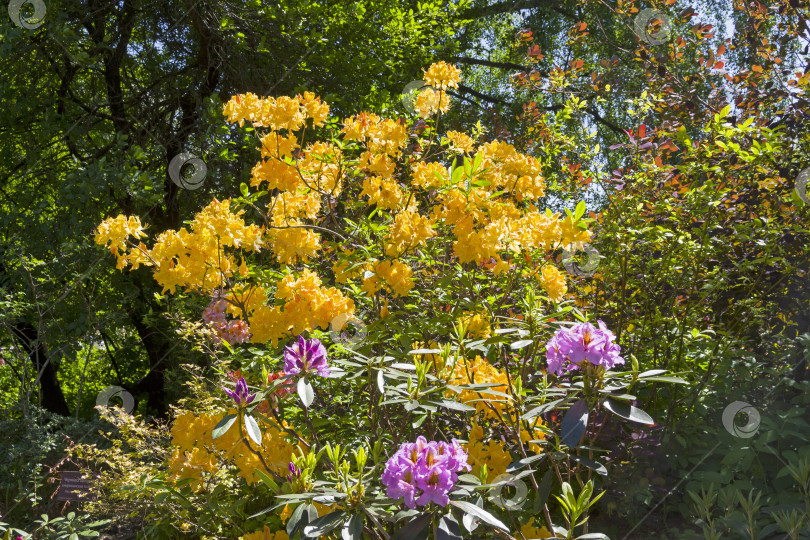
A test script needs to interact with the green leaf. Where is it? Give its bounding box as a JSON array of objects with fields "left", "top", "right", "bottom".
[
  {"left": 523, "top": 399, "right": 564, "bottom": 420},
  {"left": 342, "top": 514, "right": 363, "bottom": 540},
  {"left": 560, "top": 399, "right": 589, "bottom": 448},
  {"left": 287, "top": 504, "right": 318, "bottom": 538},
  {"left": 533, "top": 469, "right": 555, "bottom": 513},
  {"left": 435, "top": 399, "right": 475, "bottom": 412},
  {"left": 638, "top": 369, "right": 667, "bottom": 377},
  {"left": 254, "top": 469, "right": 280, "bottom": 492},
  {"left": 304, "top": 510, "right": 347, "bottom": 537},
  {"left": 510, "top": 339, "right": 534, "bottom": 350},
  {"left": 641, "top": 376, "right": 689, "bottom": 384},
  {"left": 449, "top": 500, "right": 509, "bottom": 532},
  {"left": 240, "top": 182, "right": 249, "bottom": 197},
  {"left": 244, "top": 413, "right": 262, "bottom": 444},
  {"left": 391, "top": 513, "right": 431, "bottom": 540},
  {"left": 574, "top": 201, "right": 586, "bottom": 221},
  {"left": 212, "top": 414, "right": 237, "bottom": 439},
  {"left": 298, "top": 377, "right": 314, "bottom": 408},
  {"left": 377, "top": 370, "right": 385, "bottom": 394},
  {"left": 437, "top": 514, "right": 463, "bottom": 540},
  {"left": 602, "top": 399, "right": 654, "bottom": 425},
  {"left": 568, "top": 454, "right": 608, "bottom": 476}
]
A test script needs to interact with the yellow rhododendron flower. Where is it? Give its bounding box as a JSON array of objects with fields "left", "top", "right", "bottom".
[
  {"left": 242, "top": 525, "right": 290, "bottom": 540},
  {"left": 539, "top": 264, "right": 567, "bottom": 303},
  {"left": 424, "top": 61, "right": 462, "bottom": 90}
]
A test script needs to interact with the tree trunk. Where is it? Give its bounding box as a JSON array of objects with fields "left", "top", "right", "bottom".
[{"left": 10, "top": 321, "right": 71, "bottom": 416}]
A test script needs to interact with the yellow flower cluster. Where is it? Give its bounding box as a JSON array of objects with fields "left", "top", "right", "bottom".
[
  {"left": 457, "top": 310, "right": 492, "bottom": 339},
  {"left": 93, "top": 215, "right": 148, "bottom": 270},
  {"left": 223, "top": 91, "right": 329, "bottom": 130},
  {"left": 415, "top": 88, "right": 450, "bottom": 118},
  {"left": 442, "top": 355, "right": 510, "bottom": 418},
  {"left": 95, "top": 63, "right": 592, "bottom": 348},
  {"left": 362, "top": 259, "right": 414, "bottom": 297},
  {"left": 95, "top": 199, "right": 262, "bottom": 293},
  {"left": 560, "top": 214, "right": 593, "bottom": 251},
  {"left": 443, "top": 130, "right": 475, "bottom": 154},
  {"left": 466, "top": 420, "right": 512, "bottom": 477},
  {"left": 518, "top": 518, "right": 552, "bottom": 539},
  {"left": 168, "top": 411, "right": 302, "bottom": 487},
  {"left": 242, "top": 526, "right": 290, "bottom": 540},
  {"left": 539, "top": 265, "right": 567, "bottom": 303},
  {"left": 384, "top": 210, "right": 436, "bottom": 257},
  {"left": 466, "top": 419, "right": 545, "bottom": 482},
  {"left": 411, "top": 161, "right": 448, "bottom": 190},
  {"left": 424, "top": 61, "right": 462, "bottom": 90},
  {"left": 243, "top": 270, "right": 355, "bottom": 346}
]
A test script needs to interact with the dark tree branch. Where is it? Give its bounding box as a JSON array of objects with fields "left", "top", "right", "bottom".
[
  {"left": 456, "top": 84, "right": 507, "bottom": 104},
  {"left": 448, "top": 56, "right": 527, "bottom": 71}
]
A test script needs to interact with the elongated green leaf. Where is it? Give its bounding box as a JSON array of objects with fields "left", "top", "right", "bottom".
[
  {"left": 510, "top": 339, "right": 534, "bottom": 350},
  {"left": 254, "top": 469, "right": 279, "bottom": 492},
  {"left": 435, "top": 399, "right": 475, "bottom": 412},
  {"left": 641, "top": 376, "right": 689, "bottom": 384},
  {"left": 602, "top": 399, "right": 654, "bottom": 425},
  {"left": 304, "top": 510, "right": 347, "bottom": 537},
  {"left": 523, "top": 399, "right": 564, "bottom": 420},
  {"left": 437, "top": 513, "right": 463, "bottom": 540},
  {"left": 212, "top": 414, "right": 236, "bottom": 439},
  {"left": 342, "top": 514, "right": 363, "bottom": 540},
  {"left": 298, "top": 377, "right": 314, "bottom": 408},
  {"left": 574, "top": 201, "right": 586, "bottom": 221},
  {"left": 560, "top": 399, "right": 589, "bottom": 448},
  {"left": 244, "top": 413, "right": 262, "bottom": 444},
  {"left": 568, "top": 454, "right": 608, "bottom": 476},
  {"left": 390, "top": 513, "right": 431, "bottom": 540},
  {"left": 638, "top": 369, "right": 667, "bottom": 377},
  {"left": 449, "top": 500, "right": 509, "bottom": 532}
]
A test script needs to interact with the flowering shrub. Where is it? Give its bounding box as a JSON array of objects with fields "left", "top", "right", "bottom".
[
  {"left": 90, "top": 62, "right": 688, "bottom": 539},
  {"left": 381, "top": 436, "right": 470, "bottom": 508}
]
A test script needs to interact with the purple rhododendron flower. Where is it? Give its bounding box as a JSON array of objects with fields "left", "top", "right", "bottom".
[
  {"left": 382, "top": 437, "right": 470, "bottom": 509},
  {"left": 284, "top": 335, "right": 331, "bottom": 377},
  {"left": 545, "top": 320, "right": 624, "bottom": 376},
  {"left": 223, "top": 376, "right": 255, "bottom": 406}
]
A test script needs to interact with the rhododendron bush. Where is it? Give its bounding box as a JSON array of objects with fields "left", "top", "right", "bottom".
[{"left": 91, "top": 63, "right": 685, "bottom": 540}]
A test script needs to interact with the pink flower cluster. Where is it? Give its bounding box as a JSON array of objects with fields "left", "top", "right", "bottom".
[
  {"left": 202, "top": 298, "right": 250, "bottom": 345},
  {"left": 545, "top": 320, "right": 624, "bottom": 376},
  {"left": 381, "top": 436, "right": 470, "bottom": 508}
]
